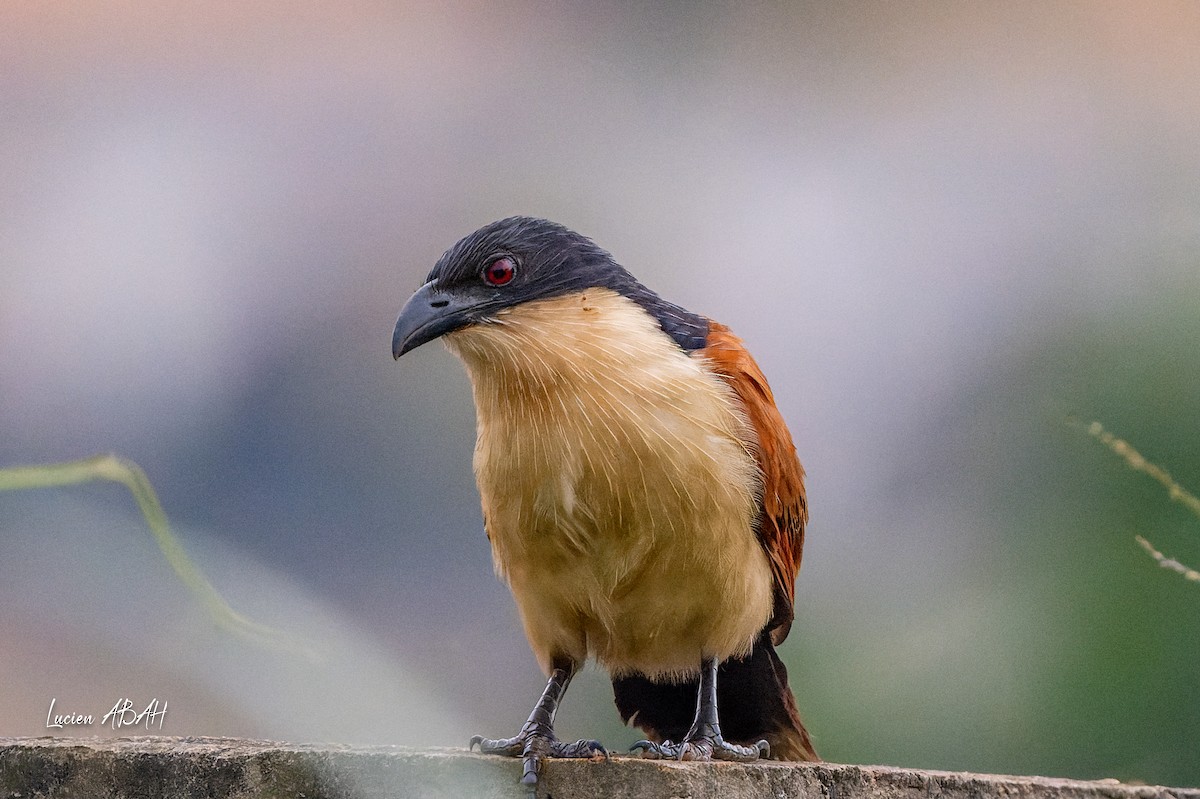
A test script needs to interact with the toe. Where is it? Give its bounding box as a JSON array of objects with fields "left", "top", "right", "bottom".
[
  {"left": 710, "top": 736, "right": 768, "bottom": 762},
  {"left": 469, "top": 734, "right": 523, "bottom": 757},
  {"left": 677, "top": 740, "right": 713, "bottom": 761},
  {"left": 555, "top": 738, "right": 607, "bottom": 759},
  {"left": 520, "top": 753, "right": 541, "bottom": 787},
  {"left": 630, "top": 739, "right": 667, "bottom": 759}
]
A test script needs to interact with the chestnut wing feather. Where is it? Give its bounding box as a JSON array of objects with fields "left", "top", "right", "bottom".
[{"left": 699, "top": 321, "right": 807, "bottom": 644}]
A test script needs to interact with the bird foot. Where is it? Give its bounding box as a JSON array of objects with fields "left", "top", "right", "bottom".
[
  {"left": 631, "top": 734, "right": 769, "bottom": 762},
  {"left": 470, "top": 726, "right": 607, "bottom": 788}
]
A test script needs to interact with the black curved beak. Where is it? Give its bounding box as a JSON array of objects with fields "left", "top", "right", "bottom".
[{"left": 392, "top": 281, "right": 481, "bottom": 358}]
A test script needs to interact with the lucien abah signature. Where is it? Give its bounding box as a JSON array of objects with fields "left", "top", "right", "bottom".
[{"left": 45, "top": 697, "right": 167, "bottom": 731}]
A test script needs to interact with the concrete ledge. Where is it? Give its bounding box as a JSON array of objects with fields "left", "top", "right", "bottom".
[{"left": 1, "top": 737, "right": 1196, "bottom": 799}]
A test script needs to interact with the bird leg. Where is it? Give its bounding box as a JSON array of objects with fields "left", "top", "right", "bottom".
[
  {"left": 469, "top": 657, "right": 607, "bottom": 789},
  {"left": 631, "top": 658, "right": 770, "bottom": 762}
]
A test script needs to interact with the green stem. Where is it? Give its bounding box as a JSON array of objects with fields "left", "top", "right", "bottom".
[
  {"left": 1075, "top": 420, "right": 1200, "bottom": 586},
  {"left": 0, "top": 454, "right": 314, "bottom": 656}
]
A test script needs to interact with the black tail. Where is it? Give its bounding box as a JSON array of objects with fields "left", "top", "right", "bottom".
[{"left": 612, "top": 631, "right": 819, "bottom": 761}]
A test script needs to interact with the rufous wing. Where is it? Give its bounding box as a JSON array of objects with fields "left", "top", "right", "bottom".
[{"left": 699, "top": 321, "right": 807, "bottom": 645}]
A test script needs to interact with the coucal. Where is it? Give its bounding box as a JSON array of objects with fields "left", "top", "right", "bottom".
[{"left": 392, "top": 217, "right": 817, "bottom": 789}]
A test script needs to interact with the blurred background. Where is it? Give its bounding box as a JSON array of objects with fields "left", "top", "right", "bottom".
[{"left": 2, "top": 0, "right": 1198, "bottom": 788}]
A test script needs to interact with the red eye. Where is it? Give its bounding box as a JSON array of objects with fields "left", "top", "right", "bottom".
[{"left": 483, "top": 257, "right": 516, "bottom": 286}]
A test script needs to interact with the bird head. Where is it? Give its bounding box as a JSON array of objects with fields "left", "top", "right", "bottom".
[{"left": 392, "top": 217, "right": 708, "bottom": 358}]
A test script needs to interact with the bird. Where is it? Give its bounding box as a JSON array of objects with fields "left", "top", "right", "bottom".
[{"left": 392, "top": 217, "right": 817, "bottom": 790}]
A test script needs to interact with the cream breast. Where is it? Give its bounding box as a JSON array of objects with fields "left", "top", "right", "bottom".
[{"left": 445, "top": 288, "right": 775, "bottom": 680}]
